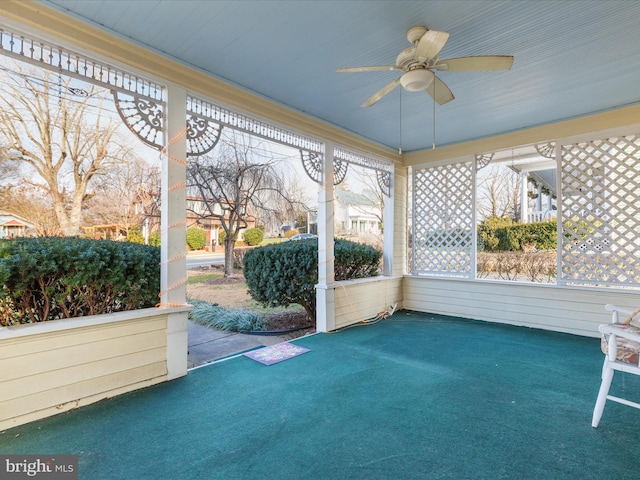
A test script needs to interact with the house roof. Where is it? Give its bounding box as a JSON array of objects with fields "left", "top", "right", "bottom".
[
  {"left": 336, "top": 190, "right": 378, "bottom": 207},
  {"left": 14, "top": 1, "right": 640, "bottom": 153},
  {"left": 0, "top": 211, "right": 33, "bottom": 228}
]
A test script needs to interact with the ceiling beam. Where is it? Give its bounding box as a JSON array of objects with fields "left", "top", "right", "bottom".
[{"left": 404, "top": 104, "right": 640, "bottom": 166}]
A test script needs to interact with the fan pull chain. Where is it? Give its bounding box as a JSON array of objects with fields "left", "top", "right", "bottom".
[
  {"left": 432, "top": 80, "right": 436, "bottom": 150},
  {"left": 399, "top": 89, "right": 403, "bottom": 155}
]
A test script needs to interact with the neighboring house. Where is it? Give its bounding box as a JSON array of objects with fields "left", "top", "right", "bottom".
[
  {"left": 334, "top": 190, "right": 382, "bottom": 236},
  {"left": 186, "top": 196, "right": 256, "bottom": 247},
  {"left": 0, "top": 211, "right": 35, "bottom": 239}
]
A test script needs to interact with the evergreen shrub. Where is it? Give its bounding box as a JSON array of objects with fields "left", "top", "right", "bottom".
[
  {"left": 478, "top": 217, "right": 556, "bottom": 252},
  {"left": 186, "top": 227, "right": 206, "bottom": 250},
  {"left": 243, "top": 238, "right": 381, "bottom": 322},
  {"left": 243, "top": 227, "right": 264, "bottom": 246},
  {"left": 0, "top": 237, "right": 160, "bottom": 325}
]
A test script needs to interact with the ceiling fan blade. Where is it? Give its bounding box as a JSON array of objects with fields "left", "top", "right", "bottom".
[
  {"left": 337, "top": 65, "right": 401, "bottom": 73},
  {"left": 414, "top": 29, "right": 450, "bottom": 62},
  {"left": 362, "top": 77, "right": 402, "bottom": 107},
  {"left": 436, "top": 56, "right": 514, "bottom": 71},
  {"left": 425, "top": 76, "right": 454, "bottom": 105}
]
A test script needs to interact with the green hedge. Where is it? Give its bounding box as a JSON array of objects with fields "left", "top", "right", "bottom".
[
  {"left": 243, "top": 238, "right": 381, "bottom": 322},
  {"left": 478, "top": 217, "right": 557, "bottom": 252},
  {"left": 0, "top": 237, "right": 160, "bottom": 325}
]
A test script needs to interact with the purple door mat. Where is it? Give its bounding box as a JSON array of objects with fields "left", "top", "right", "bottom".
[{"left": 243, "top": 342, "right": 310, "bottom": 366}]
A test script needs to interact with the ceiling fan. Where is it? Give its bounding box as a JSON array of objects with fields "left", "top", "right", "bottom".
[{"left": 337, "top": 26, "right": 514, "bottom": 107}]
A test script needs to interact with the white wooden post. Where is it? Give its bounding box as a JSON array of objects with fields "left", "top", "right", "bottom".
[
  {"left": 162, "top": 84, "right": 188, "bottom": 379},
  {"left": 520, "top": 171, "right": 529, "bottom": 223},
  {"left": 316, "top": 143, "right": 335, "bottom": 332},
  {"left": 382, "top": 168, "right": 395, "bottom": 277}
]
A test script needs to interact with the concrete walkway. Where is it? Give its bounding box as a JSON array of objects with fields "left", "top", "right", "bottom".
[{"left": 187, "top": 321, "right": 286, "bottom": 369}]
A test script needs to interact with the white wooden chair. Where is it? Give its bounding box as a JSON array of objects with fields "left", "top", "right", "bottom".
[{"left": 592, "top": 304, "right": 640, "bottom": 428}]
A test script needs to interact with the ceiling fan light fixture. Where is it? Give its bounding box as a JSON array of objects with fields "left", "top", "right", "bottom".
[{"left": 400, "top": 69, "right": 434, "bottom": 92}]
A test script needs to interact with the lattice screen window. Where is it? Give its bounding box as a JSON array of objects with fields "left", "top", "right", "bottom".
[
  {"left": 413, "top": 161, "right": 474, "bottom": 277},
  {"left": 560, "top": 134, "right": 640, "bottom": 286}
]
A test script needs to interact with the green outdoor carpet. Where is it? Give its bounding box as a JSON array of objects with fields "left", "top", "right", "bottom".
[{"left": 2, "top": 311, "right": 639, "bottom": 479}]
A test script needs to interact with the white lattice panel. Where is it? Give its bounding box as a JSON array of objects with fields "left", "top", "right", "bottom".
[
  {"left": 561, "top": 134, "right": 640, "bottom": 286},
  {"left": 413, "top": 162, "right": 473, "bottom": 277}
]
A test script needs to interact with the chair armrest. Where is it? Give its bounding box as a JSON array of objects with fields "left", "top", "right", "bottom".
[
  {"left": 605, "top": 304, "right": 638, "bottom": 324},
  {"left": 599, "top": 324, "right": 640, "bottom": 344},
  {"left": 605, "top": 304, "right": 635, "bottom": 316}
]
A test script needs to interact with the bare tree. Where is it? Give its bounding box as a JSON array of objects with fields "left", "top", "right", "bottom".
[
  {"left": 258, "top": 177, "right": 310, "bottom": 234},
  {"left": 85, "top": 155, "right": 159, "bottom": 237},
  {"left": 477, "top": 163, "right": 521, "bottom": 221},
  {"left": 0, "top": 184, "right": 61, "bottom": 236},
  {"left": 187, "top": 131, "right": 301, "bottom": 277},
  {"left": 0, "top": 67, "right": 128, "bottom": 236}
]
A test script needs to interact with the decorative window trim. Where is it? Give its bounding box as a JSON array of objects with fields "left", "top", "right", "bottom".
[
  {"left": 536, "top": 142, "right": 556, "bottom": 159},
  {"left": 475, "top": 152, "right": 494, "bottom": 170},
  {"left": 334, "top": 146, "right": 394, "bottom": 195},
  {"left": 0, "top": 28, "right": 164, "bottom": 103},
  {"left": 1, "top": 27, "right": 167, "bottom": 150},
  {"left": 187, "top": 95, "right": 323, "bottom": 154}
]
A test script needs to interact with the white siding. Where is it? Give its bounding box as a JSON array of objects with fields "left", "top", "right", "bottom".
[
  {"left": 403, "top": 276, "right": 640, "bottom": 337},
  {"left": 335, "top": 277, "right": 403, "bottom": 329},
  {"left": 0, "top": 307, "right": 189, "bottom": 430}
]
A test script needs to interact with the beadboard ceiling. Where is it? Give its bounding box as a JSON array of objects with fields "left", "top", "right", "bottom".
[{"left": 32, "top": 0, "right": 640, "bottom": 152}]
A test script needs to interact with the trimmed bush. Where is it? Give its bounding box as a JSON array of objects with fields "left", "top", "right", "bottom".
[
  {"left": 0, "top": 237, "right": 160, "bottom": 325},
  {"left": 477, "top": 216, "right": 514, "bottom": 251},
  {"left": 186, "top": 227, "right": 206, "bottom": 250},
  {"left": 243, "top": 227, "right": 264, "bottom": 246},
  {"left": 478, "top": 217, "right": 557, "bottom": 252},
  {"left": 243, "top": 238, "right": 381, "bottom": 322},
  {"left": 334, "top": 240, "right": 382, "bottom": 279},
  {"left": 283, "top": 228, "right": 299, "bottom": 239}
]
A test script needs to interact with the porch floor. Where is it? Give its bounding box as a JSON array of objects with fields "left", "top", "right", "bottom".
[{"left": 2, "top": 311, "right": 638, "bottom": 479}]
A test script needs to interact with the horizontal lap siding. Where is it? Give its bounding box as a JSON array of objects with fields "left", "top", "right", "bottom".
[
  {"left": 0, "top": 315, "right": 168, "bottom": 429},
  {"left": 403, "top": 277, "right": 640, "bottom": 337},
  {"left": 335, "top": 278, "right": 403, "bottom": 329}
]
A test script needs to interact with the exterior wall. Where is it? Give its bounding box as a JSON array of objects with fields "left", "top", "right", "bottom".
[
  {"left": 0, "top": 307, "right": 189, "bottom": 430},
  {"left": 334, "top": 276, "right": 403, "bottom": 330},
  {"left": 403, "top": 276, "right": 639, "bottom": 337},
  {"left": 0, "top": 212, "right": 34, "bottom": 238}
]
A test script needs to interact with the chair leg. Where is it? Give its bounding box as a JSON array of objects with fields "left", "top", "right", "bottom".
[{"left": 592, "top": 364, "right": 614, "bottom": 428}]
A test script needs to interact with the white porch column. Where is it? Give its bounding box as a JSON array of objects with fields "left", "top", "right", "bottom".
[
  {"left": 316, "top": 143, "right": 335, "bottom": 333},
  {"left": 162, "top": 84, "right": 188, "bottom": 379},
  {"left": 382, "top": 168, "right": 395, "bottom": 276},
  {"left": 520, "top": 171, "right": 529, "bottom": 223}
]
